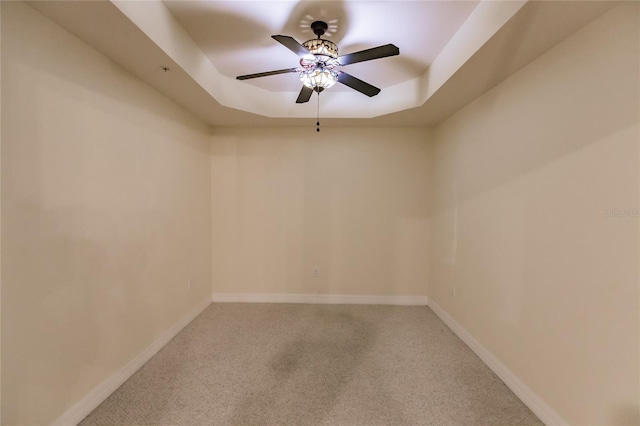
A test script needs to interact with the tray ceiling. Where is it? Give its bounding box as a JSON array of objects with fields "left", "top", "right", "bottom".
[{"left": 27, "top": 0, "right": 618, "bottom": 127}]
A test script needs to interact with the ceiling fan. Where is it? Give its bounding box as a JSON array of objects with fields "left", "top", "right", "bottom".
[{"left": 236, "top": 21, "right": 400, "bottom": 104}]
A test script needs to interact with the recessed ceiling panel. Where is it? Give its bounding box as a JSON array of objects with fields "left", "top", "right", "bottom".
[{"left": 163, "top": 1, "right": 480, "bottom": 92}]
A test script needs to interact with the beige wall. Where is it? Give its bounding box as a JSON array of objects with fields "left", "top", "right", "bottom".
[
  {"left": 429, "top": 3, "right": 639, "bottom": 425},
  {"left": 1, "top": 2, "right": 212, "bottom": 424},
  {"left": 211, "top": 127, "right": 431, "bottom": 297},
  {"left": 0, "top": 2, "right": 3, "bottom": 422},
  {"left": 2, "top": 0, "right": 638, "bottom": 425}
]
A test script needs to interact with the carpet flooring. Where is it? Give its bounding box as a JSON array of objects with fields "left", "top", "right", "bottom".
[{"left": 80, "top": 303, "right": 542, "bottom": 425}]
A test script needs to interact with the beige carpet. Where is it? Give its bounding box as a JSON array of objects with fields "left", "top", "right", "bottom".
[{"left": 80, "top": 303, "right": 542, "bottom": 425}]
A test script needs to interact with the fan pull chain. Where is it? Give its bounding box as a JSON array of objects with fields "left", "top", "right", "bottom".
[{"left": 316, "top": 91, "right": 320, "bottom": 132}]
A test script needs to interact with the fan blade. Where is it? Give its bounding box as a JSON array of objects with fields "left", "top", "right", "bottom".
[
  {"left": 296, "top": 86, "right": 313, "bottom": 103},
  {"left": 295, "top": 86, "right": 325, "bottom": 103},
  {"left": 236, "top": 68, "right": 299, "bottom": 80},
  {"left": 337, "top": 72, "right": 381, "bottom": 97},
  {"left": 339, "top": 44, "right": 399, "bottom": 66},
  {"left": 272, "top": 35, "right": 312, "bottom": 57}
]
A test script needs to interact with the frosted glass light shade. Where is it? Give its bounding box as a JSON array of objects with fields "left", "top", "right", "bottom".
[{"left": 300, "top": 67, "right": 338, "bottom": 90}]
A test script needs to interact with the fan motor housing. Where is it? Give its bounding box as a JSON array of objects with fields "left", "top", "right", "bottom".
[{"left": 302, "top": 39, "right": 338, "bottom": 60}]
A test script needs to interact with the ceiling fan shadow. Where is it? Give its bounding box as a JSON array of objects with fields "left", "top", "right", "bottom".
[
  {"left": 384, "top": 55, "right": 428, "bottom": 79},
  {"left": 164, "top": 4, "right": 271, "bottom": 54},
  {"left": 281, "top": 0, "right": 350, "bottom": 44}
]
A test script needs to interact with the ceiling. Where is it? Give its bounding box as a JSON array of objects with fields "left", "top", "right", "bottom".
[
  {"left": 28, "top": 0, "right": 617, "bottom": 128},
  {"left": 163, "top": 1, "right": 479, "bottom": 93}
]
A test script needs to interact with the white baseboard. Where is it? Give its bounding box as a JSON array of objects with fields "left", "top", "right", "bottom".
[
  {"left": 212, "top": 292, "right": 428, "bottom": 306},
  {"left": 428, "top": 300, "right": 566, "bottom": 426},
  {"left": 51, "top": 297, "right": 212, "bottom": 426}
]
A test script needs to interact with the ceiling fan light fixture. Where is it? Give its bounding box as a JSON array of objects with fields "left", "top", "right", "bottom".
[
  {"left": 236, "top": 20, "right": 400, "bottom": 109},
  {"left": 300, "top": 67, "right": 338, "bottom": 91}
]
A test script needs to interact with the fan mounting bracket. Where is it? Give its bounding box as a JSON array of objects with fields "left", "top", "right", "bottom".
[{"left": 311, "top": 21, "right": 328, "bottom": 38}]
